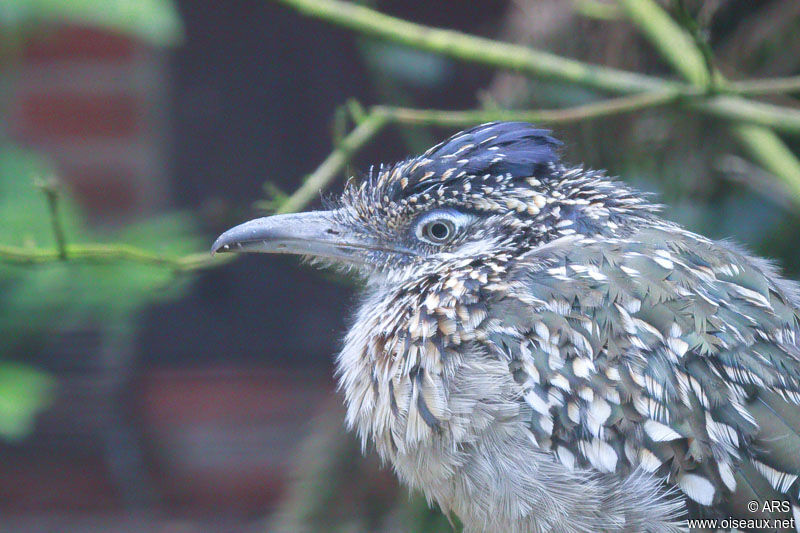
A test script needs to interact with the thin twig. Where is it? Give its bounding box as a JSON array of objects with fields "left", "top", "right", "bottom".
[
  {"left": 7, "top": 1, "right": 800, "bottom": 268},
  {"left": 615, "top": 0, "right": 800, "bottom": 203},
  {"left": 262, "top": 112, "right": 389, "bottom": 214},
  {"left": 3, "top": 115, "right": 389, "bottom": 268},
  {"left": 695, "top": 97, "right": 800, "bottom": 135},
  {"left": 270, "top": 0, "right": 800, "bottom": 133},
  {"left": 373, "top": 90, "right": 687, "bottom": 127},
  {"left": 0, "top": 243, "right": 232, "bottom": 271},
  {"left": 730, "top": 123, "right": 800, "bottom": 201},
  {"left": 258, "top": 91, "right": 684, "bottom": 213},
  {"left": 272, "top": 0, "right": 672, "bottom": 94},
  {"left": 1, "top": 179, "right": 233, "bottom": 270},
  {"left": 616, "top": 0, "right": 710, "bottom": 88},
  {"left": 258, "top": 90, "right": 799, "bottom": 215},
  {"left": 728, "top": 76, "right": 800, "bottom": 95},
  {"left": 36, "top": 177, "right": 67, "bottom": 260},
  {"left": 261, "top": 0, "right": 800, "bottom": 211},
  {"left": 572, "top": 0, "right": 622, "bottom": 20}
]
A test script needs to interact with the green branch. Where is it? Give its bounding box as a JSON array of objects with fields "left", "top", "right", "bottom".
[
  {"left": 731, "top": 124, "right": 800, "bottom": 200},
  {"left": 696, "top": 97, "right": 800, "bottom": 135},
  {"left": 0, "top": 179, "right": 234, "bottom": 269},
  {"left": 8, "top": 0, "right": 800, "bottom": 268},
  {"left": 729, "top": 75, "right": 800, "bottom": 95},
  {"left": 0, "top": 242, "right": 231, "bottom": 271},
  {"left": 260, "top": 84, "right": 800, "bottom": 214},
  {"left": 271, "top": 0, "right": 800, "bottom": 134},
  {"left": 260, "top": 91, "right": 686, "bottom": 212},
  {"left": 271, "top": 0, "right": 669, "bottom": 94},
  {"left": 260, "top": 0, "right": 800, "bottom": 211},
  {"left": 3, "top": 114, "right": 389, "bottom": 270},
  {"left": 261, "top": 112, "right": 389, "bottom": 214},
  {"left": 572, "top": 0, "right": 622, "bottom": 21},
  {"left": 374, "top": 90, "right": 684, "bottom": 126},
  {"left": 615, "top": 0, "right": 800, "bottom": 204},
  {"left": 616, "top": 0, "right": 710, "bottom": 88},
  {"left": 373, "top": 94, "right": 800, "bottom": 135}
]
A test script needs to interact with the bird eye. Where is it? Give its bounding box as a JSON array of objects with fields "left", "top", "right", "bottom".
[
  {"left": 422, "top": 219, "right": 455, "bottom": 243},
  {"left": 415, "top": 210, "right": 471, "bottom": 245}
]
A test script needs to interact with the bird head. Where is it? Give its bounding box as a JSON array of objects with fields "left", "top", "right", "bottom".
[{"left": 212, "top": 122, "right": 656, "bottom": 282}]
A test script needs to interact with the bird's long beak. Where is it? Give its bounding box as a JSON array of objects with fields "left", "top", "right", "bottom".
[{"left": 211, "top": 210, "right": 370, "bottom": 264}]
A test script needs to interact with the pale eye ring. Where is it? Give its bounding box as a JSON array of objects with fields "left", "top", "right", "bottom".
[
  {"left": 414, "top": 209, "right": 472, "bottom": 245},
  {"left": 422, "top": 219, "right": 455, "bottom": 243}
]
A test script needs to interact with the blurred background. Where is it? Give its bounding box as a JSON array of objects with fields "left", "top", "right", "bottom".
[{"left": 0, "top": 1, "right": 799, "bottom": 531}]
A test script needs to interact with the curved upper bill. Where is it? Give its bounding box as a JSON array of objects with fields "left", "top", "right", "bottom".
[{"left": 211, "top": 210, "right": 366, "bottom": 264}]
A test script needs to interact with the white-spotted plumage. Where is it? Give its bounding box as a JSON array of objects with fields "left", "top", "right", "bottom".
[{"left": 222, "top": 123, "right": 800, "bottom": 532}]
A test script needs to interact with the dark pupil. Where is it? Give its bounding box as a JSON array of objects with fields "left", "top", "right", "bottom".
[{"left": 429, "top": 222, "right": 449, "bottom": 240}]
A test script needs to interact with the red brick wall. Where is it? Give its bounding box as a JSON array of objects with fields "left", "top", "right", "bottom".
[{"left": 8, "top": 25, "right": 170, "bottom": 220}]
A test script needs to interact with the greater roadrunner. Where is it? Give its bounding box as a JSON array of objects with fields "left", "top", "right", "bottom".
[{"left": 213, "top": 122, "right": 800, "bottom": 532}]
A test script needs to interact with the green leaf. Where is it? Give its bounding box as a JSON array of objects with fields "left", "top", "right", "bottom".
[
  {"left": 0, "top": 145, "right": 202, "bottom": 364},
  {"left": 0, "top": 363, "right": 53, "bottom": 441},
  {"left": 0, "top": 0, "right": 183, "bottom": 47}
]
